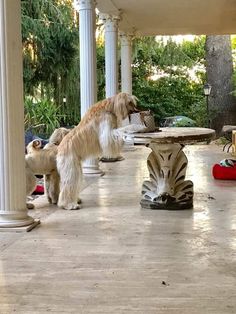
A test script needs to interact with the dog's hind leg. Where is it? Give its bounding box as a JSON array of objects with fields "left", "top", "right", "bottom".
[
  {"left": 26, "top": 167, "right": 37, "bottom": 196},
  {"left": 57, "top": 153, "right": 82, "bottom": 210},
  {"left": 25, "top": 166, "right": 37, "bottom": 209},
  {"left": 44, "top": 174, "right": 52, "bottom": 203},
  {"left": 45, "top": 170, "right": 60, "bottom": 204}
]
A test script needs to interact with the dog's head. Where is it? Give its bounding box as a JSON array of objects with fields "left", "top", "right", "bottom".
[
  {"left": 112, "top": 92, "right": 139, "bottom": 121},
  {"left": 49, "top": 127, "right": 70, "bottom": 145}
]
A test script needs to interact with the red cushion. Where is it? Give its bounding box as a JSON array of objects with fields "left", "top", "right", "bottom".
[
  {"left": 212, "top": 164, "right": 236, "bottom": 180},
  {"left": 33, "top": 185, "right": 44, "bottom": 194}
]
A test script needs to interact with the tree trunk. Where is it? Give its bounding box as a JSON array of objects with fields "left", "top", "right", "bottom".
[{"left": 205, "top": 35, "right": 236, "bottom": 136}]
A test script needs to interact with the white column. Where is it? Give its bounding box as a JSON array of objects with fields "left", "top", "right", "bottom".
[
  {"left": 100, "top": 14, "right": 123, "bottom": 160},
  {"left": 120, "top": 32, "right": 133, "bottom": 94},
  {"left": 119, "top": 32, "right": 136, "bottom": 150},
  {"left": 76, "top": 0, "right": 103, "bottom": 175},
  {"left": 0, "top": 0, "right": 39, "bottom": 230},
  {"left": 120, "top": 32, "right": 133, "bottom": 127},
  {"left": 101, "top": 14, "right": 120, "bottom": 97}
]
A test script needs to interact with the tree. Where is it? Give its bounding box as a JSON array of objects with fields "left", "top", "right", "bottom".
[
  {"left": 132, "top": 36, "right": 206, "bottom": 125},
  {"left": 21, "top": 0, "right": 80, "bottom": 127},
  {"left": 205, "top": 35, "right": 236, "bottom": 135}
]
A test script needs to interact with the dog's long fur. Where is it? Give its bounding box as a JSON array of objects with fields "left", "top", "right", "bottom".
[
  {"left": 57, "top": 92, "right": 138, "bottom": 210},
  {"left": 25, "top": 127, "right": 70, "bottom": 206}
]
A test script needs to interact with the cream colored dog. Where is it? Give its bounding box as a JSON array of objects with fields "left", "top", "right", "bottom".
[
  {"left": 57, "top": 92, "right": 138, "bottom": 210},
  {"left": 25, "top": 127, "right": 70, "bottom": 207}
]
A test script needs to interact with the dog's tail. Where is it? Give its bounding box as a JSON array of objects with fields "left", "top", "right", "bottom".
[{"left": 26, "top": 139, "right": 43, "bottom": 154}]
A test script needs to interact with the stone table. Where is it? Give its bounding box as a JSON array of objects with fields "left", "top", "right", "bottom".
[{"left": 128, "top": 127, "right": 216, "bottom": 210}]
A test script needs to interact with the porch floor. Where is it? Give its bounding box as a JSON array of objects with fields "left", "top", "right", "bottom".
[{"left": 1, "top": 144, "right": 236, "bottom": 313}]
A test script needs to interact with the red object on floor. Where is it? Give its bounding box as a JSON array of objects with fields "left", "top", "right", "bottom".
[
  {"left": 33, "top": 185, "right": 44, "bottom": 194},
  {"left": 212, "top": 164, "right": 236, "bottom": 180}
]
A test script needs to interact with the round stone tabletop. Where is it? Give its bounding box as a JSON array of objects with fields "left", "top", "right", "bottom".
[{"left": 131, "top": 127, "right": 216, "bottom": 144}]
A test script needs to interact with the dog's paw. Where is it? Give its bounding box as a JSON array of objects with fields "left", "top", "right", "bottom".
[
  {"left": 60, "top": 202, "right": 81, "bottom": 210},
  {"left": 27, "top": 203, "right": 35, "bottom": 210},
  {"left": 77, "top": 198, "right": 82, "bottom": 204},
  {"left": 51, "top": 198, "right": 58, "bottom": 205}
]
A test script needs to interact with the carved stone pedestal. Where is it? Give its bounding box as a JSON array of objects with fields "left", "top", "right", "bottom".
[
  {"left": 141, "top": 143, "right": 193, "bottom": 210},
  {"left": 132, "top": 127, "right": 215, "bottom": 209}
]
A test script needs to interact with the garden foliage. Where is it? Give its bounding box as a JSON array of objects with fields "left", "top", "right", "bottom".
[{"left": 22, "top": 1, "right": 225, "bottom": 135}]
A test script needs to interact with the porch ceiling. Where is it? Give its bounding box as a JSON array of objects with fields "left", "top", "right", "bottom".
[{"left": 96, "top": 0, "right": 236, "bottom": 35}]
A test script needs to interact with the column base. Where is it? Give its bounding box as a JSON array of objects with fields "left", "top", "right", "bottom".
[
  {"left": 83, "top": 167, "right": 105, "bottom": 176},
  {"left": 82, "top": 158, "right": 105, "bottom": 176},
  {"left": 0, "top": 216, "right": 40, "bottom": 232},
  {"left": 100, "top": 156, "right": 125, "bottom": 162}
]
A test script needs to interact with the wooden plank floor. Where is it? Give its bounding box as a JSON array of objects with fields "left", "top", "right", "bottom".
[{"left": 0, "top": 144, "right": 236, "bottom": 313}]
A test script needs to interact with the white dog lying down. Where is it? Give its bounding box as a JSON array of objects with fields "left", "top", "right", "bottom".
[
  {"left": 56, "top": 92, "right": 139, "bottom": 210},
  {"left": 25, "top": 127, "right": 70, "bottom": 208}
]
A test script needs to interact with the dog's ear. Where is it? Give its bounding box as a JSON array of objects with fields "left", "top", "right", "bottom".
[
  {"left": 113, "top": 92, "right": 133, "bottom": 120},
  {"left": 128, "top": 95, "right": 140, "bottom": 113},
  {"left": 131, "top": 95, "right": 139, "bottom": 110}
]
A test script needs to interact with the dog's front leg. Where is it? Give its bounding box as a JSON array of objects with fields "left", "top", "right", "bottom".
[{"left": 99, "top": 119, "right": 124, "bottom": 158}]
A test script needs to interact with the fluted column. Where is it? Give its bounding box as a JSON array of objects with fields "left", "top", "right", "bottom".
[
  {"left": 101, "top": 14, "right": 120, "bottom": 97},
  {"left": 76, "top": 0, "right": 103, "bottom": 175},
  {"left": 120, "top": 32, "right": 133, "bottom": 128},
  {"left": 119, "top": 33, "right": 136, "bottom": 152},
  {"left": 0, "top": 0, "right": 39, "bottom": 230},
  {"left": 99, "top": 14, "right": 124, "bottom": 160},
  {"left": 120, "top": 32, "right": 133, "bottom": 94}
]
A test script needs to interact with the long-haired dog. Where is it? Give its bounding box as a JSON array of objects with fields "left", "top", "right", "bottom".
[
  {"left": 57, "top": 92, "right": 139, "bottom": 210},
  {"left": 25, "top": 127, "right": 70, "bottom": 208},
  {"left": 44, "top": 127, "right": 70, "bottom": 148}
]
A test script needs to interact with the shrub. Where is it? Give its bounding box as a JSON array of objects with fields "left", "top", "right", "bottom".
[{"left": 24, "top": 98, "right": 64, "bottom": 138}]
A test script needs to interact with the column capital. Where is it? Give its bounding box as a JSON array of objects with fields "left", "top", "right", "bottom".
[
  {"left": 99, "top": 12, "right": 121, "bottom": 31},
  {"left": 74, "top": 0, "right": 96, "bottom": 11},
  {"left": 119, "top": 31, "right": 135, "bottom": 45}
]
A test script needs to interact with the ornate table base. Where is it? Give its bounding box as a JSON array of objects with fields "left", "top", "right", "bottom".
[{"left": 141, "top": 143, "right": 193, "bottom": 210}]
